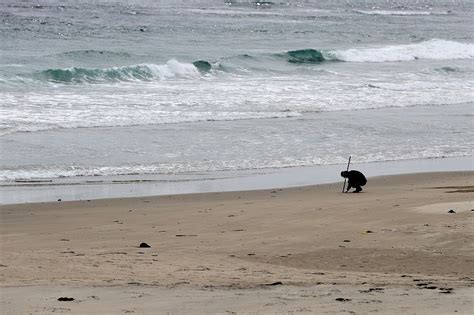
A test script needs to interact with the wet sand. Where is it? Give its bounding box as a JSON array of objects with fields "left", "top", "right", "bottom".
[
  {"left": 1, "top": 156, "right": 471, "bottom": 204},
  {"left": 1, "top": 171, "right": 473, "bottom": 314}
]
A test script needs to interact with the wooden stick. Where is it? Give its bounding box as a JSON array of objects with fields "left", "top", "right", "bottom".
[{"left": 342, "top": 155, "right": 352, "bottom": 193}]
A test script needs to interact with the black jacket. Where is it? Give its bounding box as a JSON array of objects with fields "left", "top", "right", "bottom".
[{"left": 345, "top": 170, "right": 367, "bottom": 186}]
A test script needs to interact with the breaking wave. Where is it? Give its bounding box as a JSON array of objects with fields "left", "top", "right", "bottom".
[
  {"left": 273, "top": 39, "right": 473, "bottom": 64},
  {"left": 36, "top": 59, "right": 203, "bottom": 83},
  {"left": 329, "top": 39, "right": 474, "bottom": 62},
  {"left": 280, "top": 49, "right": 326, "bottom": 63},
  {"left": 21, "top": 39, "right": 474, "bottom": 84}
]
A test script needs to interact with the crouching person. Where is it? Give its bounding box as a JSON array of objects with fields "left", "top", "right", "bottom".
[{"left": 341, "top": 170, "right": 367, "bottom": 193}]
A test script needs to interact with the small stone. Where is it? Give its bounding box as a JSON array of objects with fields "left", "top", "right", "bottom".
[
  {"left": 266, "top": 281, "right": 283, "bottom": 286},
  {"left": 139, "top": 242, "right": 151, "bottom": 248},
  {"left": 448, "top": 209, "right": 456, "bottom": 214},
  {"left": 335, "top": 298, "right": 351, "bottom": 302},
  {"left": 439, "top": 290, "right": 452, "bottom": 294},
  {"left": 58, "top": 297, "right": 74, "bottom": 301},
  {"left": 416, "top": 283, "right": 429, "bottom": 287},
  {"left": 438, "top": 287, "right": 453, "bottom": 294}
]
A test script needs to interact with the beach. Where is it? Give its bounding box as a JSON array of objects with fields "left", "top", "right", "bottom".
[
  {"left": 1, "top": 0, "right": 473, "bottom": 313},
  {"left": 1, "top": 171, "right": 473, "bottom": 314}
]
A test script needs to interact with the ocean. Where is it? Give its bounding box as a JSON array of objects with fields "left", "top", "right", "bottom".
[{"left": 1, "top": 0, "right": 473, "bottom": 186}]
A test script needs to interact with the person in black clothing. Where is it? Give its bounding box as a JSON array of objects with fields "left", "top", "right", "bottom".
[{"left": 341, "top": 170, "right": 367, "bottom": 193}]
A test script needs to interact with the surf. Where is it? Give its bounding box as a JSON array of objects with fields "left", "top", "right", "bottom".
[
  {"left": 14, "top": 39, "right": 474, "bottom": 86},
  {"left": 327, "top": 39, "right": 474, "bottom": 62},
  {"left": 36, "top": 59, "right": 203, "bottom": 83}
]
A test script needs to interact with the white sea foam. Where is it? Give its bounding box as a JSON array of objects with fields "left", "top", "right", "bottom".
[
  {"left": 354, "top": 10, "right": 451, "bottom": 16},
  {"left": 328, "top": 39, "right": 474, "bottom": 62},
  {"left": 146, "top": 59, "right": 201, "bottom": 79},
  {"left": 0, "top": 108, "right": 302, "bottom": 136},
  {"left": 188, "top": 9, "right": 285, "bottom": 16},
  {"left": 1, "top": 150, "right": 469, "bottom": 182},
  {"left": 0, "top": 64, "right": 26, "bottom": 67},
  {"left": 2, "top": 63, "right": 473, "bottom": 136}
]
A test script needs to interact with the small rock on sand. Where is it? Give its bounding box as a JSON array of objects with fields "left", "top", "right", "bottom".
[
  {"left": 139, "top": 242, "right": 151, "bottom": 248},
  {"left": 335, "top": 298, "right": 352, "bottom": 302},
  {"left": 265, "top": 281, "right": 283, "bottom": 286}
]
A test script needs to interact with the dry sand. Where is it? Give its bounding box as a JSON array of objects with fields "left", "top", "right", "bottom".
[{"left": 1, "top": 171, "right": 473, "bottom": 314}]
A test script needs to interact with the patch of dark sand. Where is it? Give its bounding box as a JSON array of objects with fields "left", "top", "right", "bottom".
[
  {"left": 431, "top": 186, "right": 474, "bottom": 193},
  {"left": 242, "top": 248, "right": 474, "bottom": 275}
]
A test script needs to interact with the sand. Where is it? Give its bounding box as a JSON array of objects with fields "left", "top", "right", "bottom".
[{"left": 1, "top": 171, "right": 473, "bottom": 314}]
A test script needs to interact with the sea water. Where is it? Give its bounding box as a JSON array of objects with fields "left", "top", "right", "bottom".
[{"left": 1, "top": 0, "right": 473, "bottom": 184}]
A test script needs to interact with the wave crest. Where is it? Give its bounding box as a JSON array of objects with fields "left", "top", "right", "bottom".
[
  {"left": 354, "top": 10, "right": 451, "bottom": 16},
  {"left": 329, "top": 39, "right": 474, "bottom": 62},
  {"left": 275, "top": 40, "right": 473, "bottom": 64},
  {"left": 17, "top": 39, "right": 474, "bottom": 85},
  {"left": 37, "top": 59, "right": 201, "bottom": 83},
  {"left": 192, "top": 60, "right": 212, "bottom": 72},
  {"left": 52, "top": 49, "right": 133, "bottom": 59},
  {"left": 284, "top": 49, "right": 326, "bottom": 63}
]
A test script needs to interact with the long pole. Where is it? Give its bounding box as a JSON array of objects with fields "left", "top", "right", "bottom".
[{"left": 342, "top": 155, "right": 352, "bottom": 193}]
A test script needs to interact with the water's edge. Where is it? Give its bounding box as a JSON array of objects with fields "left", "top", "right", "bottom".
[{"left": 1, "top": 156, "right": 471, "bottom": 205}]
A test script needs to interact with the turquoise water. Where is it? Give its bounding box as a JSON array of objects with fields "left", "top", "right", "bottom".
[{"left": 0, "top": 0, "right": 473, "bottom": 182}]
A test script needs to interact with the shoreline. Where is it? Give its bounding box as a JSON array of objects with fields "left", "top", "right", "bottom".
[
  {"left": 1, "top": 156, "right": 472, "bottom": 204},
  {"left": 1, "top": 171, "right": 473, "bottom": 314}
]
